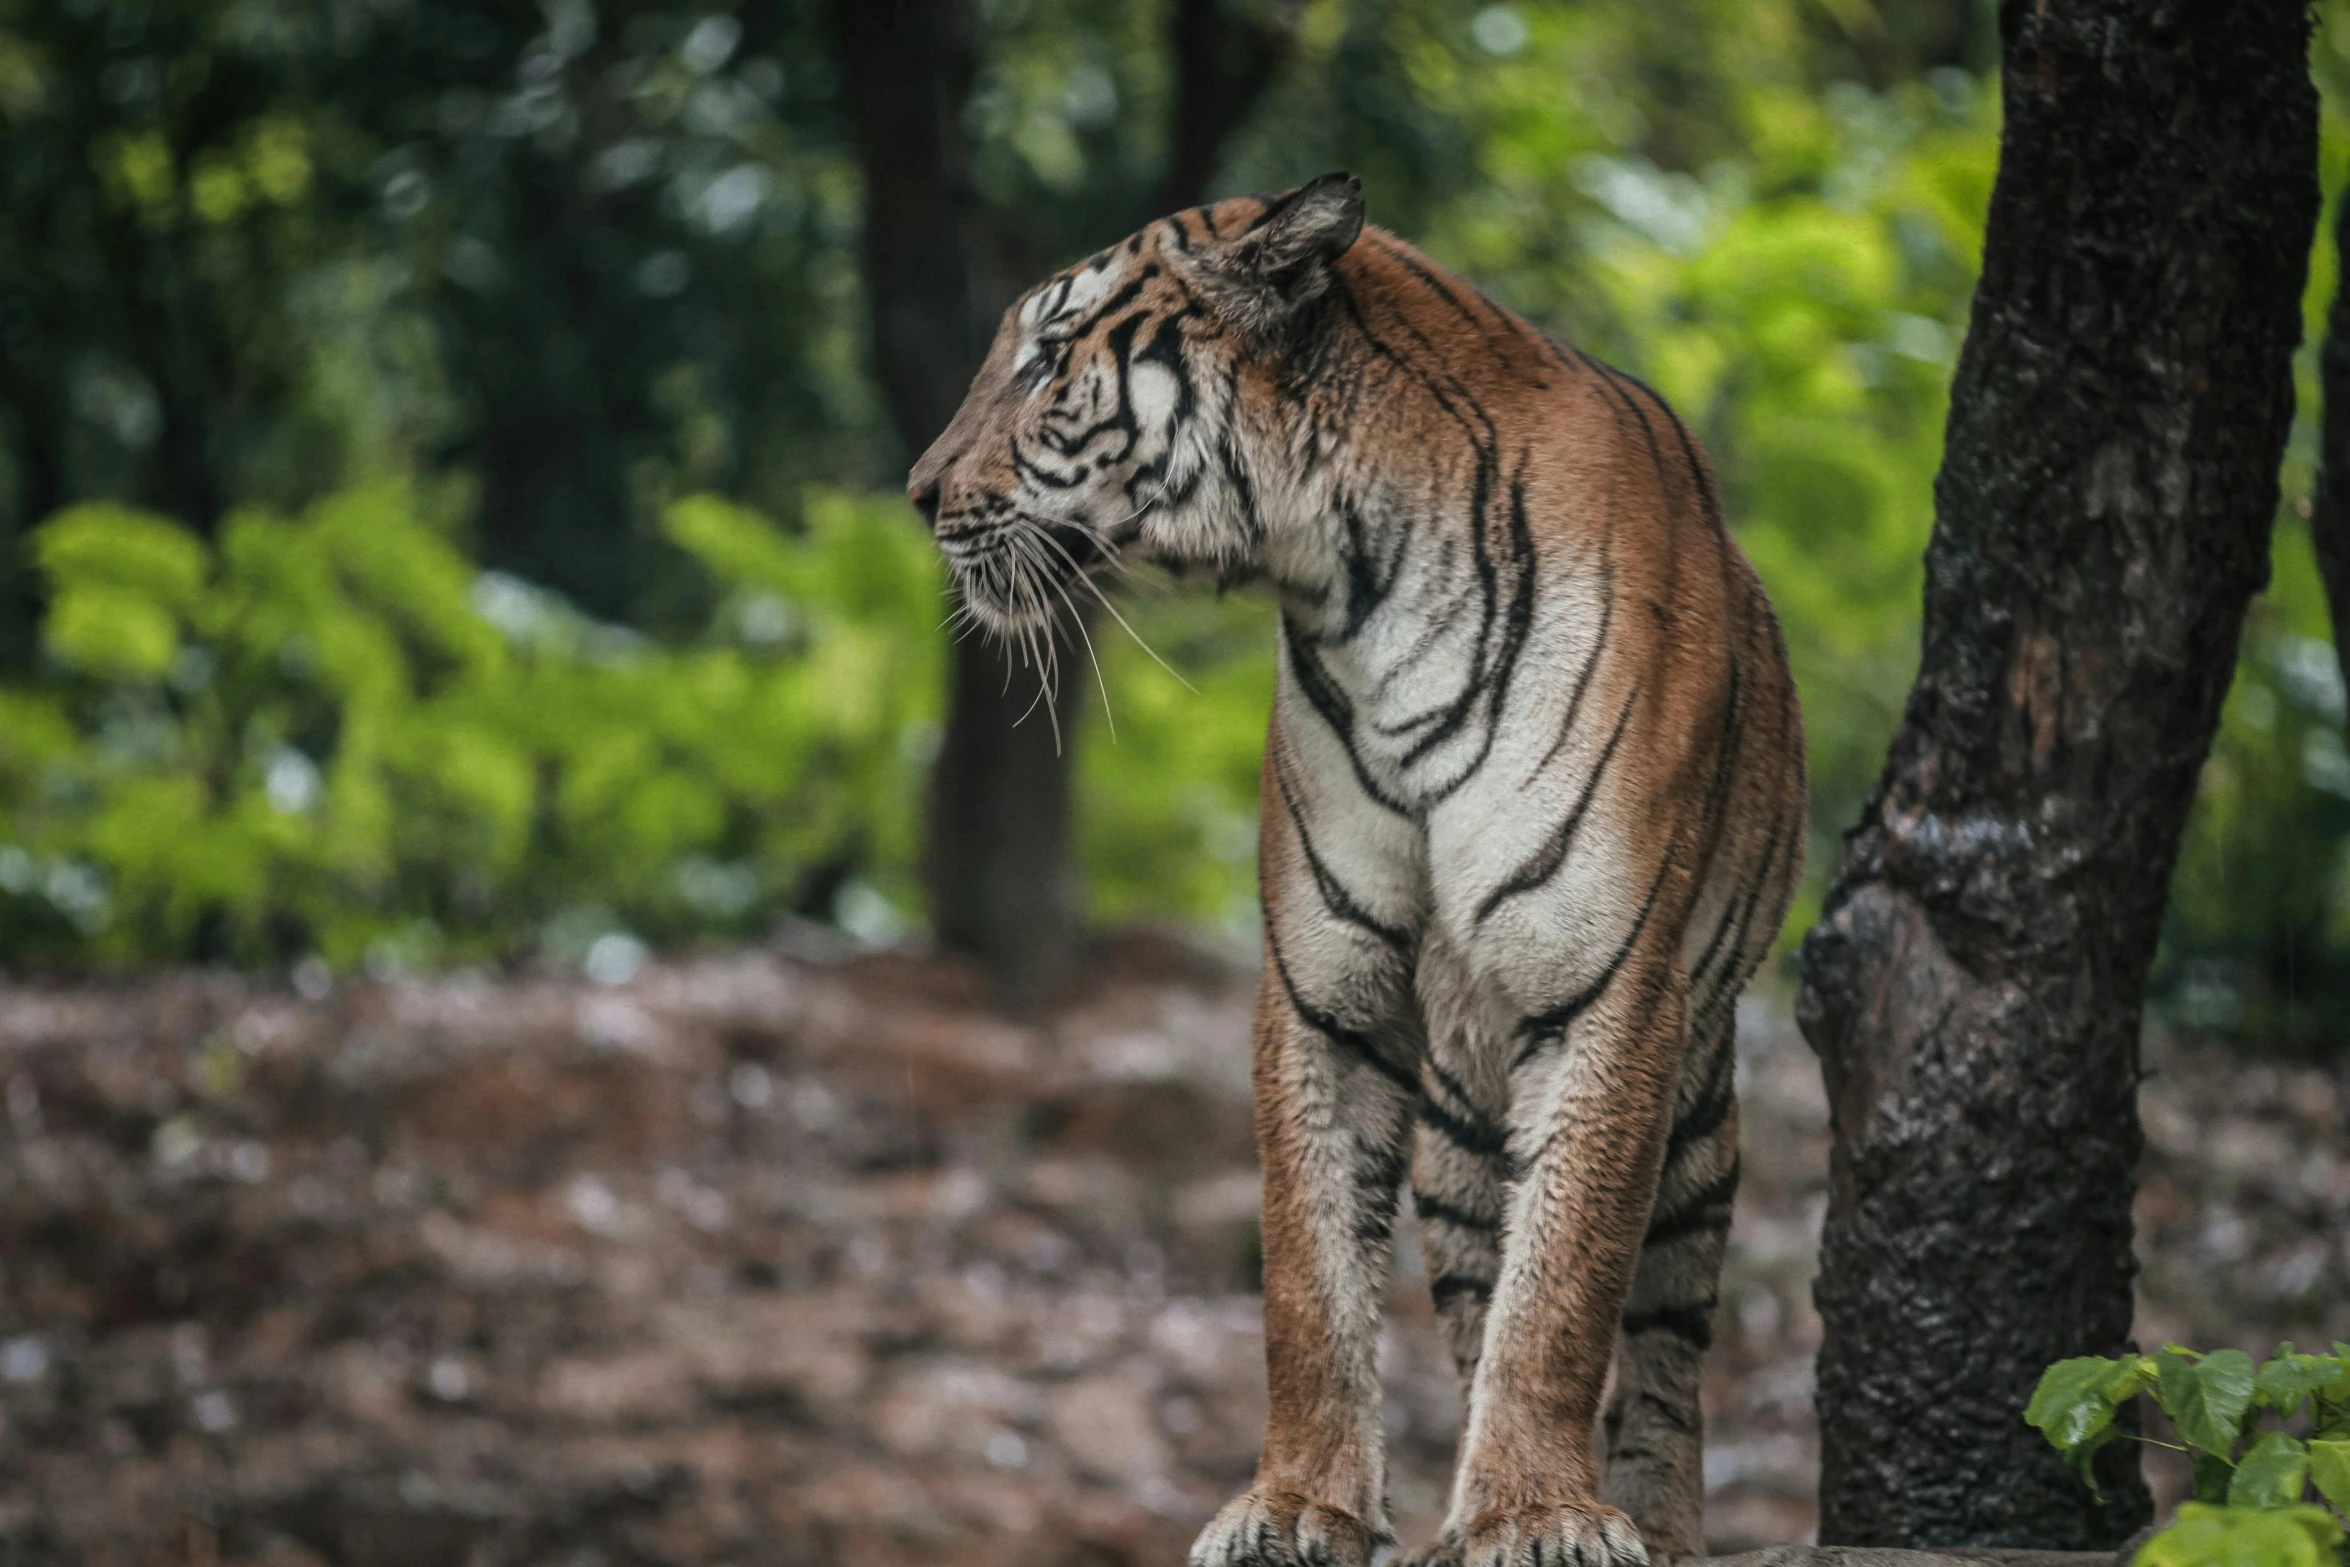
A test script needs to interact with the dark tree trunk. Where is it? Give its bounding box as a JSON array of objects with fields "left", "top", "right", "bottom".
[
  {"left": 831, "top": 0, "right": 984, "bottom": 451},
  {"left": 834, "top": 0, "right": 1289, "bottom": 1008},
  {"left": 0, "top": 367, "right": 64, "bottom": 670},
  {"left": 1794, "top": 0, "right": 2315, "bottom": 1549},
  {"left": 2310, "top": 191, "right": 2350, "bottom": 707},
  {"left": 1157, "top": 0, "right": 1293, "bottom": 215},
  {"left": 832, "top": 0, "right": 1085, "bottom": 1008}
]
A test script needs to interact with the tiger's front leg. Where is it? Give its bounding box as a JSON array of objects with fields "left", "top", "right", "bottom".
[
  {"left": 1430, "top": 942, "right": 1689, "bottom": 1567},
  {"left": 1192, "top": 744, "right": 1423, "bottom": 1567},
  {"left": 1190, "top": 960, "right": 1419, "bottom": 1567}
]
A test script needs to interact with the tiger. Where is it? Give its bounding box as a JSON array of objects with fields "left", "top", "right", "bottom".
[{"left": 907, "top": 174, "right": 1806, "bottom": 1567}]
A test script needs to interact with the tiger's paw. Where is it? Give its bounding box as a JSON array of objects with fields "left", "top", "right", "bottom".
[
  {"left": 1188, "top": 1487, "right": 1388, "bottom": 1567},
  {"left": 1448, "top": 1501, "right": 1650, "bottom": 1567}
]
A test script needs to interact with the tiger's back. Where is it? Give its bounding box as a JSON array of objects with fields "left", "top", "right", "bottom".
[{"left": 909, "top": 174, "right": 1805, "bottom": 1567}]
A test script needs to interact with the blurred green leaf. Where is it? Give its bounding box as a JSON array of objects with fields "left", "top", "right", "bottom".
[
  {"left": 2138, "top": 1505, "right": 2343, "bottom": 1567},
  {"left": 2259, "top": 1349, "right": 2346, "bottom": 1423},
  {"left": 2232, "top": 1433, "right": 2314, "bottom": 1509},
  {"left": 33, "top": 505, "right": 209, "bottom": 609},
  {"left": 2306, "top": 1439, "right": 2350, "bottom": 1516},
  {"left": 42, "top": 585, "right": 180, "bottom": 679}
]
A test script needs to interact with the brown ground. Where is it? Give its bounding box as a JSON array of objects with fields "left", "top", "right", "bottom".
[{"left": 0, "top": 931, "right": 2344, "bottom": 1566}]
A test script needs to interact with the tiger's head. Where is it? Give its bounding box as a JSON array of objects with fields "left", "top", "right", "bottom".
[{"left": 907, "top": 174, "right": 1365, "bottom": 635}]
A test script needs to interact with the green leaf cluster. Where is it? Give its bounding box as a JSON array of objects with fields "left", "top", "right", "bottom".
[
  {"left": 2141, "top": 1506, "right": 2347, "bottom": 1567},
  {"left": 2030, "top": 1345, "right": 2350, "bottom": 1567},
  {"left": 0, "top": 486, "right": 945, "bottom": 970}
]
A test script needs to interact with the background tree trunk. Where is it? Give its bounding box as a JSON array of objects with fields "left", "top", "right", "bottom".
[
  {"left": 1158, "top": 0, "right": 1295, "bottom": 216},
  {"left": 2310, "top": 190, "right": 2350, "bottom": 707},
  {"left": 1794, "top": 0, "right": 2316, "bottom": 1549},
  {"left": 832, "top": 0, "right": 1082, "bottom": 1009},
  {"left": 835, "top": 0, "right": 1289, "bottom": 1009}
]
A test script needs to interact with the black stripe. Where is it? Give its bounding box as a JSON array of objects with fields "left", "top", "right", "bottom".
[
  {"left": 1473, "top": 467, "right": 1542, "bottom": 767},
  {"left": 1510, "top": 950, "right": 1685, "bottom": 1176},
  {"left": 1687, "top": 806, "right": 1795, "bottom": 1046},
  {"left": 1389, "top": 463, "right": 1540, "bottom": 807},
  {"left": 1241, "top": 187, "right": 1299, "bottom": 233},
  {"left": 1634, "top": 1388, "right": 1698, "bottom": 1435},
  {"left": 1394, "top": 451, "right": 1501, "bottom": 770},
  {"left": 1010, "top": 440, "right": 1086, "bottom": 490},
  {"left": 1352, "top": 1137, "right": 1410, "bottom": 1245},
  {"left": 1281, "top": 617, "right": 1417, "bottom": 817},
  {"left": 1532, "top": 556, "right": 1616, "bottom": 777},
  {"left": 1605, "top": 362, "right": 1722, "bottom": 530},
  {"left": 1430, "top": 1273, "right": 1495, "bottom": 1308},
  {"left": 1274, "top": 761, "right": 1414, "bottom": 954},
  {"left": 1664, "top": 1035, "right": 1737, "bottom": 1169},
  {"left": 1580, "top": 353, "right": 1671, "bottom": 488},
  {"left": 1685, "top": 877, "right": 1752, "bottom": 1006},
  {"left": 1663, "top": 1061, "right": 1738, "bottom": 1169},
  {"left": 1645, "top": 1156, "right": 1741, "bottom": 1247},
  {"left": 1336, "top": 495, "right": 1413, "bottom": 641},
  {"left": 1699, "top": 656, "right": 1746, "bottom": 828},
  {"left": 1353, "top": 302, "right": 1518, "bottom": 784},
  {"left": 1221, "top": 441, "right": 1264, "bottom": 535},
  {"left": 1065, "top": 271, "right": 1152, "bottom": 343},
  {"left": 1413, "top": 1190, "right": 1501, "bottom": 1235},
  {"left": 1384, "top": 243, "right": 1495, "bottom": 334},
  {"left": 1354, "top": 1136, "right": 1409, "bottom": 1191},
  {"left": 1375, "top": 236, "right": 1570, "bottom": 372},
  {"left": 1048, "top": 312, "right": 1147, "bottom": 462},
  {"left": 1325, "top": 278, "right": 1531, "bottom": 805},
  {"left": 1620, "top": 1300, "right": 1716, "bottom": 1350},
  {"left": 1265, "top": 930, "right": 1419, "bottom": 1096},
  {"left": 1694, "top": 813, "right": 1782, "bottom": 1008},
  {"left": 1366, "top": 587, "right": 1476, "bottom": 727},
  {"left": 1416, "top": 1095, "right": 1510, "bottom": 1164},
  {"left": 1477, "top": 686, "right": 1640, "bottom": 924},
  {"left": 1512, "top": 849, "right": 1676, "bottom": 1067},
  {"left": 1124, "top": 311, "right": 1198, "bottom": 480},
  {"left": 1424, "top": 1056, "right": 1482, "bottom": 1114}
]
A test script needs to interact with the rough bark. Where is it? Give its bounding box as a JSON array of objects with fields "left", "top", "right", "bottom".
[
  {"left": 1794, "top": 0, "right": 2315, "bottom": 1550},
  {"left": 835, "top": 0, "right": 1288, "bottom": 1008},
  {"left": 2311, "top": 190, "right": 2350, "bottom": 707}
]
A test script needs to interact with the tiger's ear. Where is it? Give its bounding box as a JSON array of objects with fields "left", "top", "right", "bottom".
[{"left": 1207, "top": 173, "right": 1363, "bottom": 333}]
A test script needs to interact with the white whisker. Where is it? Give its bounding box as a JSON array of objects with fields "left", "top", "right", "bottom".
[
  {"left": 1036, "top": 541, "right": 1117, "bottom": 743},
  {"left": 1027, "top": 523, "right": 1197, "bottom": 695},
  {"left": 1004, "top": 535, "right": 1064, "bottom": 753}
]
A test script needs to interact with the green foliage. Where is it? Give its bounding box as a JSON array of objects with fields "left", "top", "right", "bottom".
[
  {"left": 0, "top": 487, "right": 944, "bottom": 970},
  {"left": 2031, "top": 1344, "right": 2350, "bottom": 1567},
  {"left": 1080, "top": 593, "right": 1277, "bottom": 935},
  {"left": 2139, "top": 1505, "right": 2345, "bottom": 1567}
]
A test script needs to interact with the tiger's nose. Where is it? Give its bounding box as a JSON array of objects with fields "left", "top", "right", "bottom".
[{"left": 910, "top": 478, "right": 942, "bottom": 530}]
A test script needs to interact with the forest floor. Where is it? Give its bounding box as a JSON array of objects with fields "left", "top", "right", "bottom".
[{"left": 1, "top": 930, "right": 2345, "bottom": 1566}]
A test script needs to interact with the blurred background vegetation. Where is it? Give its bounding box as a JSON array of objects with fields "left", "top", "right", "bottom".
[{"left": 4, "top": 0, "right": 2350, "bottom": 1051}]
